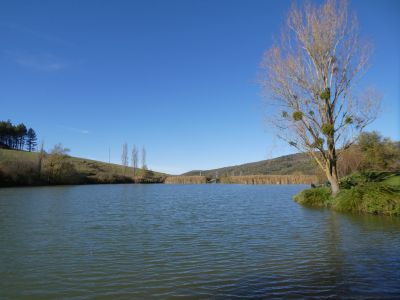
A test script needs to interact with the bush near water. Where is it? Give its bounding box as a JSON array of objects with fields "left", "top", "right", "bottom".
[{"left": 294, "top": 172, "right": 400, "bottom": 216}]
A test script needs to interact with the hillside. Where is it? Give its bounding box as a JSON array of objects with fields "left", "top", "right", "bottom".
[
  {"left": 183, "top": 152, "right": 318, "bottom": 177},
  {"left": 0, "top": 148, "right": 167, "bottom": 187}
]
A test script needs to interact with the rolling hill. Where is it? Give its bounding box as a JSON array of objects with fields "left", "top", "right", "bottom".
[
  {"left": 0, "top": 148, "right": 167, "bottom": 187},
  {"left": 183, "top": 152, "right": 318, "bottom": 177}
]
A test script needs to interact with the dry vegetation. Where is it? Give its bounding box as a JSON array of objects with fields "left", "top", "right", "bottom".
[
  {"left": 220, "top": 175, "right": 318, "bottom": 185},
  {"left": 164, "top": 176, "right": 207, "bottom": 184},
  {"left": 0, "top": 148, "right": 166, "bottom": 187}
]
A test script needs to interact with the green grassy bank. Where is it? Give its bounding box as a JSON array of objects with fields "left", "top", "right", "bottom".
[
  {"left": 0, "top": 149, "right": 166, "bottom": 187},
  {"left": 294, "top": 171, "right": 400, "bottom": 216}
]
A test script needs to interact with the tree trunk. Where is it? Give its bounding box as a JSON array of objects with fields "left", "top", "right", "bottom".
[
  {"left": 326, "top": 158, "right": 340, "bottom": 196},
  {"left": 327, "top": 173, "right": 340, "bottom": 196}
]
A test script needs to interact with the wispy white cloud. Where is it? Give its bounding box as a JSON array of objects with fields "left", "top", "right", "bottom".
[
  {"left": 9, "top": 51, "right": 68, "bottom": 72},
  {"left": 3, "top": 50, "right": 67, "bottom": 72},
  {"left": 1, "top": 22, "right": 76, "bottom": 48},
  {"left": 59, "top": 126, "right": 90, "bottom": 135},
  {"left": 1, "top": 22, "right": 77, "bottom": 71}
]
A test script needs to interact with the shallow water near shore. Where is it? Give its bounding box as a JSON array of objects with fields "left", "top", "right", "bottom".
[{"left": 1, "top": 184, "right": 399, "bottom": 299}]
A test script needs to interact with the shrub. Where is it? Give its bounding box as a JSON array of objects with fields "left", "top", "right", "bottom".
[
  {"left": 0, "top": 160, "right": 40, "bottom": 186},
  {"left": 295, "top": 172, "right": 400, "bottom": 216},
  {"left": 333, "top": 183, "right": 400, "bottom": 216},
  {"left": 293, "top": 187, "right": 331, "bottom": 207},
  {"left": 43, "top": 154, "right": 82, "bottom": 184},
  {"left": 340, "top": 171, "right": 400, "bottom": 189}
]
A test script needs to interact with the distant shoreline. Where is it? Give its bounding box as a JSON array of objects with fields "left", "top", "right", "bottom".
[
  {"left": 1, "top": 148, "right": 320, "bottom": 188},
  {"left": 0, "top": 175, "right": 318, "bottom": 188}
]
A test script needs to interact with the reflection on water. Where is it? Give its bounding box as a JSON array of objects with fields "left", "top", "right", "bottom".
[{"left": 0, "top": 184, "right": 399, "bottom": 299}]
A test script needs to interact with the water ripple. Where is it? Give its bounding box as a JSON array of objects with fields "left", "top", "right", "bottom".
[{"left": 0, "top": 184, "right": 400, "bottom": 299}]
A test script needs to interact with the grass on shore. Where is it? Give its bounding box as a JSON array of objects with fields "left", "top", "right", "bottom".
[{"left": 294, "top": 171, "right": 400, "bottom": 216}]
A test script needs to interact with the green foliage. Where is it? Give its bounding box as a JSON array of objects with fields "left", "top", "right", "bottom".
[
  {"left": 313, "top": 137, "right": 324, "bottom": 148},
  {"left": 26, "top": 128, "right": 37, "bottom": 152},
  {"left": 340, "top": 171, "right": 399, "bottom": 189},
  {"left": 319, "top": 88, "right": 330, "bottom": 100},
  {"left": 321, "top": 123, "right": 333, "bottom": 136},
  {"left": 383, "top": 175, "right": 400, "bottom": 186},
  {"left": 0, "top": 119, "right": 37, "bottom": 151},
  {"left": 345, "top": 116, "right": 353, "bottom": 124},
  {"left": 332, "top": 183, "right": 400, "bottom": 216},
  {"left": 295, "top": 171, "right": 400, "bottom": 216},
  {"left": 294, "top": 187, "right": 331, "bottom": 207},
  {"left": 184, "top": 152, "right": 320, "bottom": 177},
  {"left": 321, "top": 123, "right": 334, "bottom": 136},
  {"left": 282, "top": 111, "right": 288, "bottom": 118},
  {"left": 357, "top": 131, "right": 400, "bottom": 170},
  {"left": 292, "top": 111, "right": 303, "bottom": 121}
]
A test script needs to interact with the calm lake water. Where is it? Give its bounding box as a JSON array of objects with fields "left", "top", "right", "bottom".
[{"left": 0, "top": 184, "right": 399, "bottom": 299}]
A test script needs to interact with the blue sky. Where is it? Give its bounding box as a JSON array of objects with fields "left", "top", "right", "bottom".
[{"left": 1, "top": 0, "right": 399, "bottom": 174}]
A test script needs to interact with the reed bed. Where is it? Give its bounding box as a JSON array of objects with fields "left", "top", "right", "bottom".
[
  {"left": 164, "top": 176, "right": 207, "bottom": 184},
  {"left": 133, "top": 176, "right": 165, "bottom": 184},
  {"left": 220, "top": 174, "right": 318, "bottom": 185}
]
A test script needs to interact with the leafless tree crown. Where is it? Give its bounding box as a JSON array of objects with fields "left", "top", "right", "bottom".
[{"left": 261, "top": 0, "right": 380, "bottom": 171}]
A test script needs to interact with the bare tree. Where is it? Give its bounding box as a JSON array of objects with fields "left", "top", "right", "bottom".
[
  {"left": 121, "top": 143, "right": 128, "bottom": 175},
  {"left": 260, "top": 0, "right": 380, "bottom": 195},
  {"left": 131, "top": 145, "right": 138, "bottom": 177},
  {"left": 37, "top": 140, "right": 45, "bottom": 177},
  {"left": 141, "top": 146, "right": 147, "bottom": 170}
]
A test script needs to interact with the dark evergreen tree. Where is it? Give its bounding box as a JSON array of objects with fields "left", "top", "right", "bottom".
[
  {"left": 0, "top": 120, "right": 16, "bottom": 148},
  {"left": 15, "top": 123, "right": 27, "bottom": 150},
  {"left": 26, "top": 128, "right": 37, "bottom": 152},
  {"left": 0, "top": 120, "right": 36, "bottom": 150}
]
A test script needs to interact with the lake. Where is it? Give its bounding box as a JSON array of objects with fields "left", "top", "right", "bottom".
[{"left": 0, "top": 184, "right": 399, "bottom": 299}]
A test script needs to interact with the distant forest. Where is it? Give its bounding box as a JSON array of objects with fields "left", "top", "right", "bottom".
[{"left": 0, "top": 120, "right": 37, "bottom": 152}]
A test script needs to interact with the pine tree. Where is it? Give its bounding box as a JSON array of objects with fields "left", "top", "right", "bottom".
[{"left": 26, "top": 128, "right": 37, "bottom": 152}]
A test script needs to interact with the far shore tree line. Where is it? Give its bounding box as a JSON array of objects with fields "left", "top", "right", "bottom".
[
  {"left": 0, "top": 127, "right": 398, "bottom": 187},
  {"left": 0, "top": 119, "right": 158, "bottom": 186},
  {"left": 0, "top": 140, "right": 160, "bottom": 186},
  {"left": 0, "top": 120, "right": 37, "bottom": 152}
]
